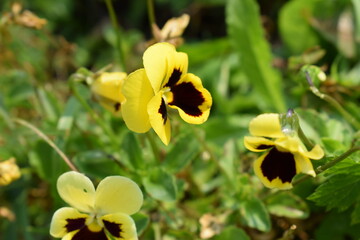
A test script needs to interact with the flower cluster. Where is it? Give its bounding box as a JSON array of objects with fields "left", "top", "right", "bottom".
[
  {"left": 50, "top": 171, "right": 143, "bottom": 240},
  {"left": 244, "top": 113, "right": 324, "bottom": 189},
  {"left": 121, "top": 42, "right": 212, "bottom": 145}
]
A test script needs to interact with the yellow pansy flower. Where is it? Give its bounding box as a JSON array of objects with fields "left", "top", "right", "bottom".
[
  {"left": 91, "top": 72, "right": 127, "bottom": 115},
  {"left": 0, "top": 157, "right": 21, "bottom": 186},
  {"left": 244, "top": 113, "right": 324, "bottom": 190},
  {"left": 121, "top": 42, "right": 212, "bottom": 145},
  {"left": 50, "top": 171, "right": 143, "bottom": 240}
]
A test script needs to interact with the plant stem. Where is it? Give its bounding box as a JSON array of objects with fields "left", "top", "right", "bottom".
[
  {"left": 146, "top": 132, "right": 161, "bottom": 162},
  {"left": 293, "top": 145, "right": 360, "bottom": 186},
  {"left": 146, "top": 0, "right": 156, "bottom": 34},
  {"left": 297, "top": 126, "right": 314, "bottom": 150},
  {"left": 70, "top": 82, "right": 119, "bottom": 145},
  {"left": 13, "top": 118, "right": 78, "bottom": 172},
  {"left": 305, "top": 71, "right": 360, "bottom": 130},
  {"left": 104, "top": 0, "right": 126, "bottom": 71}
]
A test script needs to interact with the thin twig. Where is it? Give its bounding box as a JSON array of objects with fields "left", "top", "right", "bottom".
[
  {"left": 13, "top": 118, "right": 78, "bottom": 172},
  {"left": 305, "top": 71, "right": 360, "bottom": 130}
]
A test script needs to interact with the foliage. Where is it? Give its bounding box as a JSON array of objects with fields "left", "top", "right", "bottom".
[{"left": 0, "top": 0, "right": 360, "bottom": 239}]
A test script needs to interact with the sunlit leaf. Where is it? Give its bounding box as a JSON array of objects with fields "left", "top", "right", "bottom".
[
  {"left": 142, "top": 168, "right": 177, "bottom": 202},
  {"left": 265, "top": 191, "right": 309, "bottom": 219},
  {"left": 240, "top": 197, "right": 271, "bottom": 232},
  {"left": 226, "top": 0, "right": 286, "bottom": 112}
]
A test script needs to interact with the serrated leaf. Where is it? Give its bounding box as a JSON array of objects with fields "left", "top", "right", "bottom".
[
  {"left": 265, "top": 192, "right": 309, "bottom": 219},
  {"left": 214, "top": 226, "right": 250, "bottom": 240},
  {"left": 226, "top": 0, "right": 286, "bottom": 112},
  {"left": 309, "top": 163, "right": 360, "bottom": 211},
  {"left": 142, "top": 168, "right": 177, "bottom": 202},
  {"left": 240, "top": 197, "right": 271, "bottom": 232}
]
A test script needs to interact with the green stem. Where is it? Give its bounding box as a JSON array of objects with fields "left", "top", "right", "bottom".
[
  {"left": 298, "top": 126, "right": 314, "bottom": 150},
  {"left": 70, "top": 82, "right": 119, "bottom": 144},
  {"left": 293, "top": 145, "right": 360, "bottom": 186},
  {"left": 13, "top": 118, "right": 78, "bottom": 172},
  {"left": 146, "top": 0, "right": 156, "bottom": 33},
  {"left": 146, "top": 132, "right": 161, "bottom": 162},
  {"left": 104, "top": 0, "right": 127, "bottom": 71},
  {"left": 306, "top": 71, "right": 360, "bottom": 130}
]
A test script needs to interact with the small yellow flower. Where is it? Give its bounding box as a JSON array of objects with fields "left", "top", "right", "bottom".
[
  {"left": 244, "top": 113, "right": 324, "bottom": 189},
  {"left": 91, "top": 72, "right": 127, "bottom": 115},
  {"left": 50, "top": 171, "right": 143, "bottom": 240},
  {"left": 0, "top": 158, "right": 21, "bottom": 186},
  {"left": 121, "top": 42, "right": 212, "bottom": 145}
]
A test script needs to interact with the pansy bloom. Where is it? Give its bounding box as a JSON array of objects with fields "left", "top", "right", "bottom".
[
  {"left": 91, "top": 72, "right": 127, "bottom": 115},
  {"left": 121, "top": 42, "right": 212, "bottom": 145},
  {"left": 244, "top": 113, "right": 324, "bottom": 189},
  {"left": 50, "top": 171, "right": 143, "bottom": 240}
]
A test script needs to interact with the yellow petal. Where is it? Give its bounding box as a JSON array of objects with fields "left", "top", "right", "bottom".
[
  {"left": 166, "top": 73, "right": 212, "bottom": 124},
  {"left": 274, "top": 136, "right": 301, "bottom": 153},
  {"left": 94, "top": 176, "right": 143, "bottom": 215},
  {"left": 249, "top": 113, "right": 285, "bottom": 138},
  {"left": 243, "top": 136, "right": 275, "bottom": 152},
  {"left": 294, "top": 153, "right": 316, "bottom": 177},
  {"left": 101, "top": 213, "right": 138, "bottom": 240},
  {"left": 147, "top": 92, "right": 171, "bottom": 145},
  {"left": 302, "top": 144, "right": 324, "bottom": 160},
  {"left": 94, "top": 94, "right": 122, "bottom": 116},
  {"left": 91, "top": 72, "right": 127, "bottom": 103},
  {"left": 121, "top": 69, "right": 153, "bottom": 133},
  {"left": 143, "top": 42, "right": 188, "bottom": 91},
  {"left": 253, "top": 148, "right": 295, "bottom": 190},
  {"left": 57, "top": 171, "right": 95, "bottom": 213},
  {"left": 50, "top": 207, "right": 89, "bottom": 238}
]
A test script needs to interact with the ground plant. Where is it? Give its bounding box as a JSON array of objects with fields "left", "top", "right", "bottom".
[{"left": 1, "top": 0, "right": 360, "bottom": 239}]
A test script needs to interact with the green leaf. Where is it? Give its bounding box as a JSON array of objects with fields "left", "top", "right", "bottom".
[
  {"left": 265, "top": 192, "right": 309, "bottom": 219},
  {"left": 163, "top": 133, "right": 200, "bottom": 173},
  {"left": 308, "top": 163, "right": 360, "bottom": 211},
  {"left": 353, "top": 0, "right": 360, "bottom": 43},
  {"left": 132, "top": 212, "right": 150, "bottom": 236},
  {"left": 28, "top": 141, "right": 54, "bottom": 180},
  {"left": 37, "top": 87, "right": 59, "bottom": 122},
  {"left": 219, "top": 140, "right": 237, "bottom": 182},
  {"left": 142, "top": 168, "right": 177, "bottom": 202},
  {"left": 315, "top": 210, "right": 360, "bottom": 240},
  {"left": 226, "top": 0, "right": 286, "bottom": 112},
  {"left": 240, "top": 197, "right": 271, "bottom": 232},
  {"left": 57, "top": 96, "right": 81, "bottom": 131},
  {"left": 72, "top": 150, "right": 122, "bottom": 179},
  {"left": 121, "top": 132, "right": 146, "bottom": 170},
  {"left": 351, "top": 202, "right": 360, "bottom": 225},
  {"left": 279, "top": 0, "right": 320, "bottom": 54},
  {"left": 214, "top": 226, "right": 250, "bottom": 240}
]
